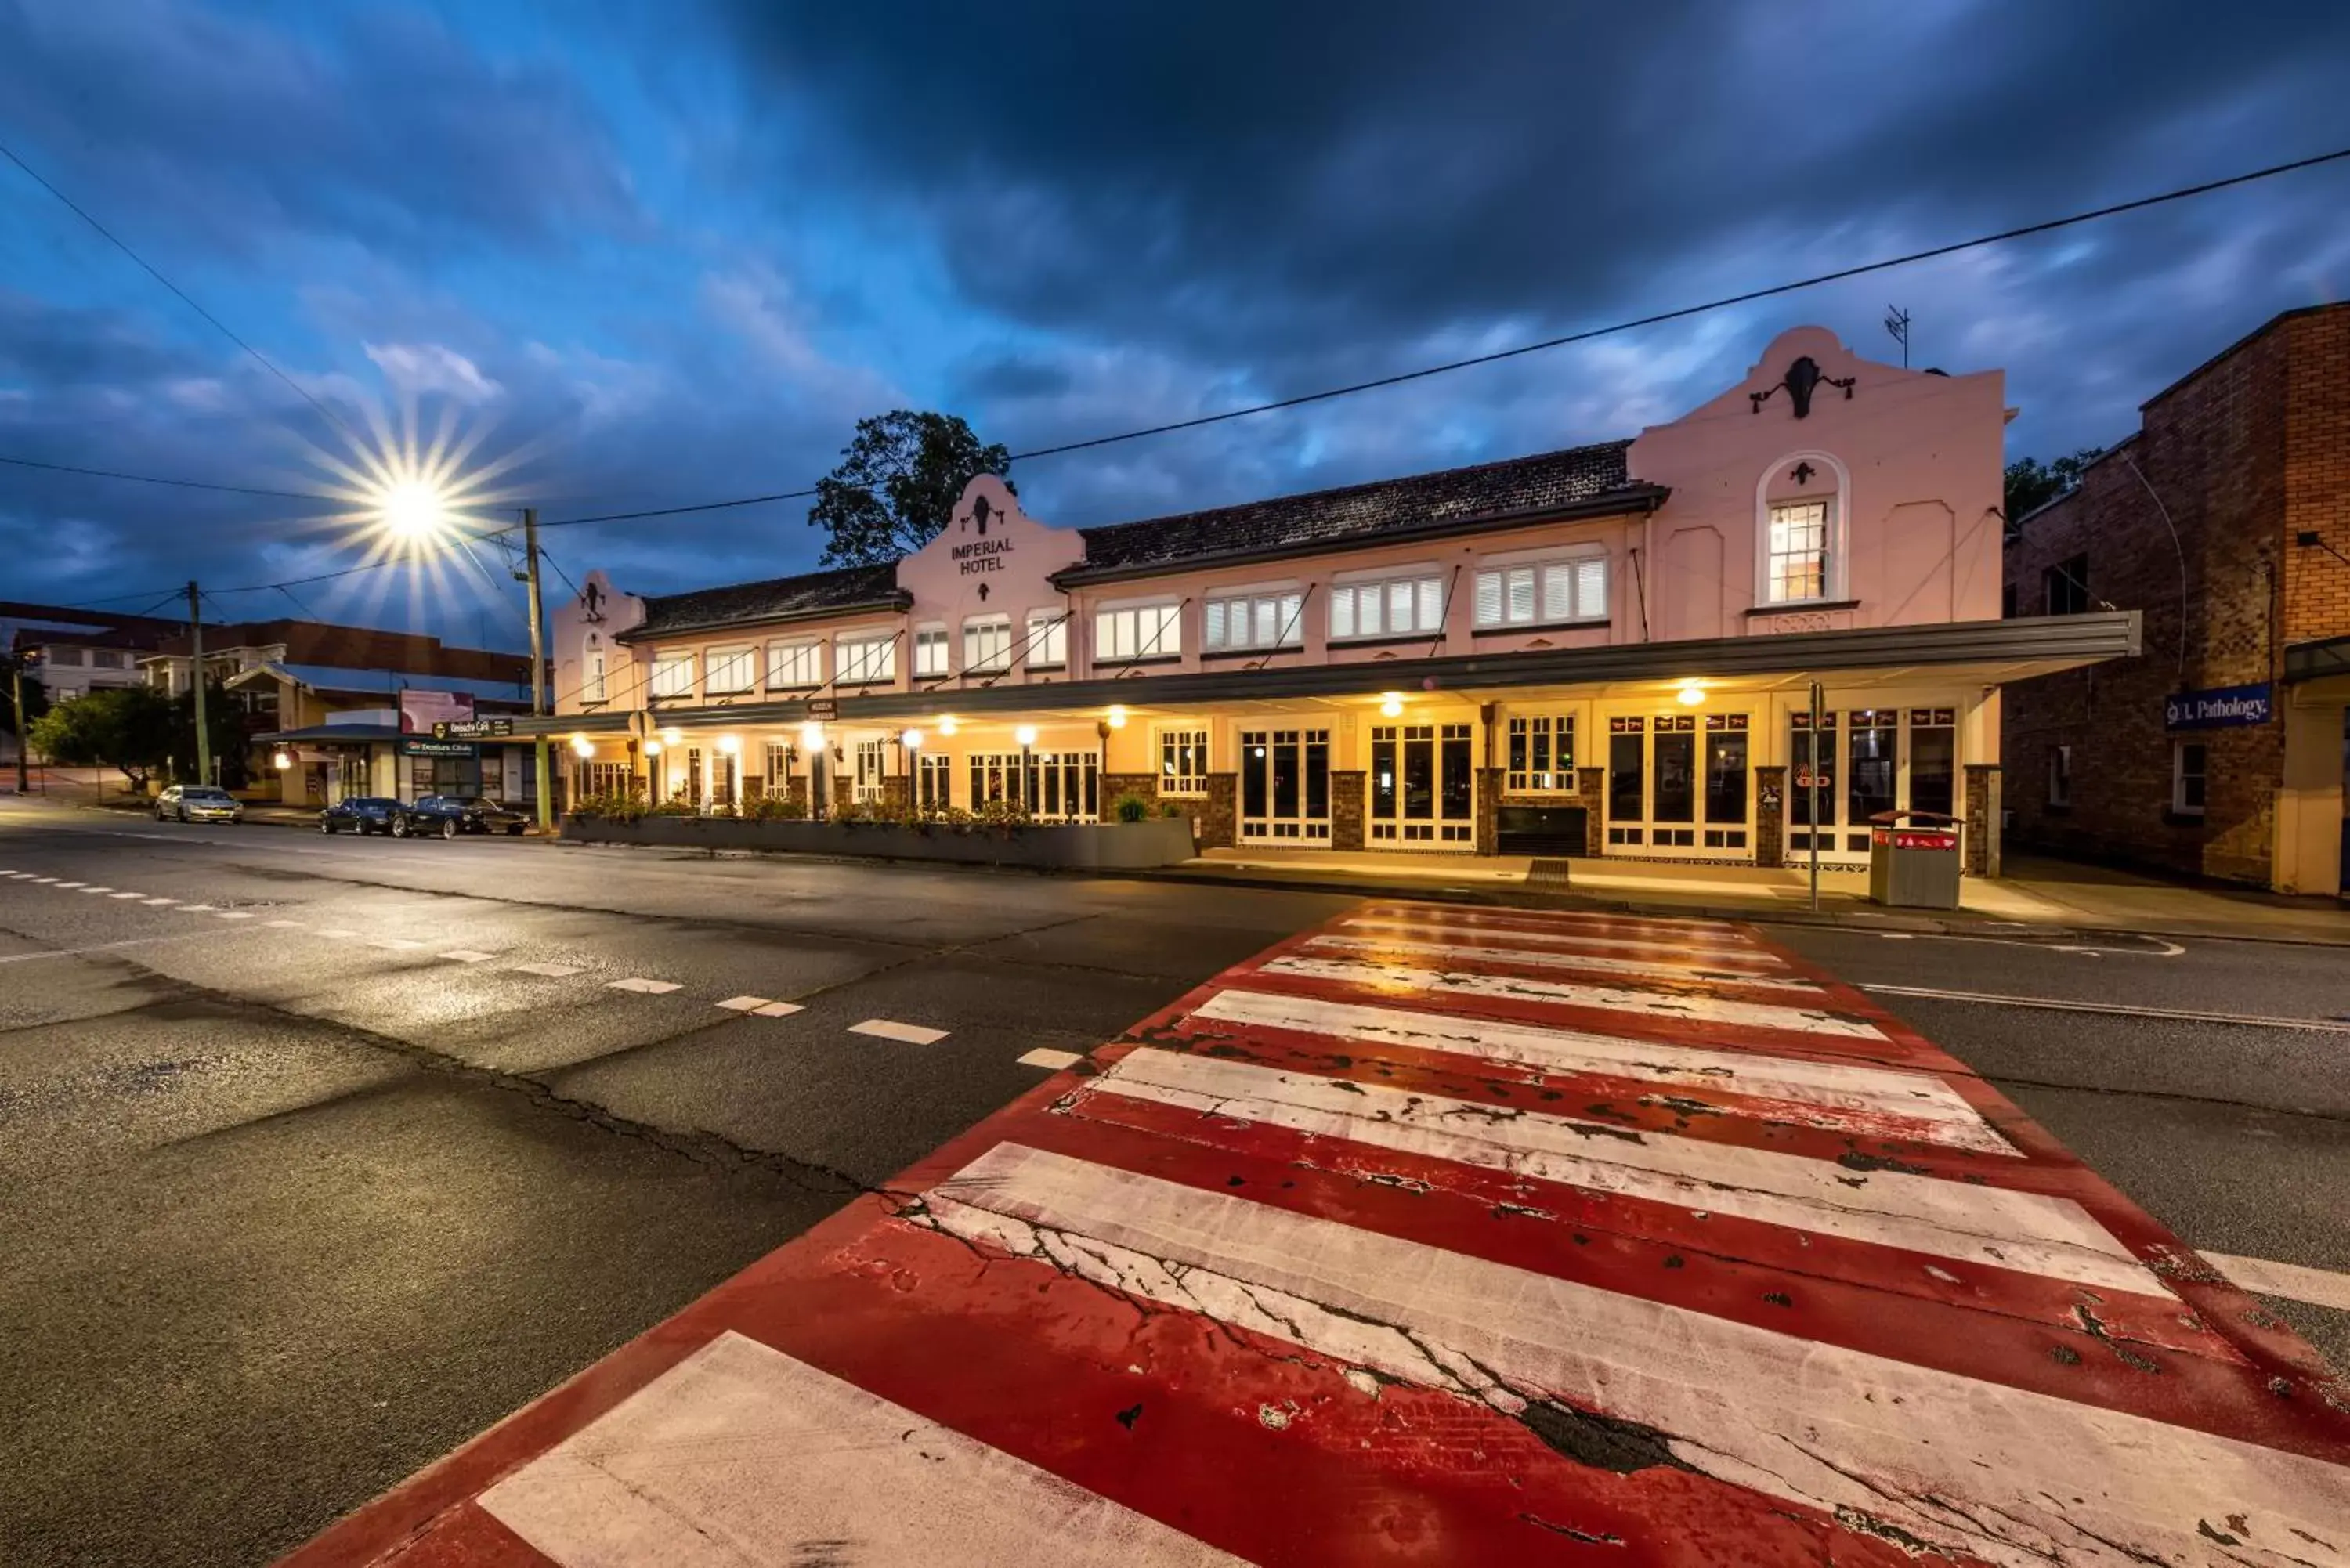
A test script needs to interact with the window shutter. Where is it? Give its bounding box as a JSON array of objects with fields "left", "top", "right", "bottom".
[
  {"left": 1331, "top": 587, "right": 1355, "bottom": 639},
  {"left": 1417, "top": 576, "right": 1442, "bottom": 633},
  {"left": 1154, "top": 603, "right": 1180, "bottom": 654},
  {"left": 1506, "top": 567, "right": 1535, "bottom": 623},
  {"left": 1253, "top": 598, "right": 1276, "bottom": 649},
  {"left": 1204, "top": 600, "right": 1226, "bottom": 649},
  {"left": 1540, "top": 562, "right": 1572, "bottom": 622},
  {"left": 1575, "top": 557, "right": 1607, "bottom": 620},
  {"left": 1096, "top": 612, "right": 1119, "bottom": 660},
  {"left": 1474, "top": 570, "right": 1502, "bottom": 627},
  {"left": 1278, "top": 594, "right": 1303, "bottom": 644},
  {"left": 1360, "top": 585, "right": 1383, "bottom": 638},
  {"left": 1384, "top": 580, "right": 1409, "bottom": 633}
]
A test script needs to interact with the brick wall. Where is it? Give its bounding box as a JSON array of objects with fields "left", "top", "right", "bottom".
[
  {"left": 1474, "top": 768, "right": 1502, "bottom": 855},
  {"left": 1754, "top": 764, "right": 1786, "bottom": 867},
  {"left": 1195, "top": 774, "right": 1238, "bottom": 849},
  {"left": 1100, "top": 772, "right": 1158, "bottom": 822},
  {"left": 2002, "top": 304, "right": 2349, "bottom": 885},
  {"left": 1331, "top": 771, "right": 1366, "bottom": 851}
]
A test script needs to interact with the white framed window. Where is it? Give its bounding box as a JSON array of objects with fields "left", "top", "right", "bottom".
[
  {"left": 1158, "top": 728, "right": 1209, "bottom": 795},
  {"left": 1765, "top": 500, "right": 1831, "bottom": 604},
  {"left": 913, "top": 623, "right": 950, "bottom": 678},
  {"left": 2171, "top": 741, "right": 2207, "bottom": 818},
  {"left": 2048, "top": 745, "right": 2072, "bottom": 808},
  {"left": 1204, "top": 590, "right": 1304, "bottom": 652},
  {"left": 1331, "top": 574, "right": 1444, "bottom": 641},
  {"left": 964, "top": 615, "right": 1012, "bottom": 672},
  {"left": 762, "top": 742, "right": 792, "bottom": 790},
  {"left": 90, "top": 650, "right": 128, "bottom": 670},
  {"left": 837, "top": 633, "right": 895, "bottom": 685},
  {"left": 1095, "top": 602, "right": 1181, "bottom": 663},
  {"left": 706, "top": 645, "right": 754, "bottom": 694},
  {"left": 1506, "top": 714, "right": 1576, "bottom": 792},
  {"left": 766, "top": 640, "right": 821, "bottom": 689},
  {"left": 1473, "top": 553, "right": 1607, "bottom": 628},
  {"left": 916, "top": 751, "right": 953, "bottom": 813},
  {"left": 1026, "top": 609, "right": 1068, "bottom": 668},
  {"left": 649, "top": 651, "right": 695, "bottom": 699},
  {"left": 46, "top": 647, "right": 84, "bottom": 667},
  {"left": 581, "top": 636, "right": 606, "bottom": 703},
  {"left": 854, "top": 738, "right": 888, "bottom": 802}
]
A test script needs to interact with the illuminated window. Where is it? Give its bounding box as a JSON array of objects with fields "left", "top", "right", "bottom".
[
  {"left": 706, "top": 645, "right": 754, "bottom": 694},
  {"left": 1765, "top": 501, "right": 1830, "bottom": 603},
  {"left": 649, "top": 651, "right": 695, "bottom": 699},
  {"left": 1332, "top": 574, "right": 1444, "bottom": 640},
  {"left": 964, "top": 615, "right": 1012, "bottom": 671},
  {"left": 913, "top": 624, "right": 949, "bottom": 677}
]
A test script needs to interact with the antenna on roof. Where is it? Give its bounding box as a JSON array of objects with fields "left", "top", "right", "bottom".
[{"left": 1883, "top": 305, "right": 1911, "bottom": 368}]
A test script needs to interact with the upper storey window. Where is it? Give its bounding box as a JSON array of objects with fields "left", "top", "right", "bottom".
[
  {"left": 1755, "top": 453, "right": 1848, "bottom": 606},
  {"left": 649, "top": 651, "right": 695, "bottom": 699},
  {"left": 1096, "top": 602, "right": 1181, "bottom": 663},
  {"left": 1764, "top": 500, "right": 1831, "bottom": 603},
  {"left": 1473, "top": 551, "right": 1607, "bottom": 629}
]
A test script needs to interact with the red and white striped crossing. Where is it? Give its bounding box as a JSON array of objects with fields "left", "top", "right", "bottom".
[{"left": 280, "top": 901, "right": 2350, "bottom": 1568}]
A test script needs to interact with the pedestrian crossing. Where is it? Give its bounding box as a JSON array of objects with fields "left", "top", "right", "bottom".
[{"left": 276, "top": 900, "right": 2350, "bottom": 1568}]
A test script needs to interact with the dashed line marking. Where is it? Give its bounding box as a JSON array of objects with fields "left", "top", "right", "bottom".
[
  {"left": 1018, "top": 1048, "right": 1083, "bottom": 1071},
  {"left": 79, "top": 886, "right": 114, "bottom": 894},
  {"left": 316, "top": 928, "right": 358, "bottom": 938},
  {"left": 178, "top": 904, "right": 217, "bottom": 912},
  {"left": 510, "top": 962, "right": 586, "bottom": 978},
  {"left": 109, "top": 891, "right": 144, "bottom": 899},
  {"left": 142, "top": 898, "right": 175, "bottom": 906},
  {"left": 607, "top": 977, "right": 682, "bottom": 995},
  {"left": 716, "top": 995, "right": 772, "bottom": 1012},
  {"left": 439, "top": 949, "right": 498, "bottom": 963},
  {"left": 214, "top": 911, "right": 256, "bottom": 920},
  {"left": 851, "top": 1018, "right": 949, "bottom": 1046},
  {"left": 263, "top": 919, "right": 304, "bottom": 928},
  {"left": 752, "top": 1001, "right": 804, "bottom": 1017},
  {"left": 367, "top": 938, "right": 425, "bottom": 950},
  {"left": 53, "top": 881, "right": 85, "bottom": 889},
  {"left": 30, "top": 876, "right": 58, "bottom": 883}
]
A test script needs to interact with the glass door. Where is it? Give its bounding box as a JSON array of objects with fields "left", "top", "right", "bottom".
[
  {"left": 1368, "top": 722, "right": 1474, "bottom": 846},
  {"left": 1238, "top": 728, "right": 1331, "bottom": 843},
  {"left": 1607, "top": 713, "right": 1752, "bottom": 855}
]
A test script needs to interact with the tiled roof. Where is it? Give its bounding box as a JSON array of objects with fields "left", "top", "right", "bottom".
[
  {"left": 620, "top": 563, "right": 907, "bottom": 642},
  {"left": 1068, "top": 439, "right": 1654, "bottom": 576}
]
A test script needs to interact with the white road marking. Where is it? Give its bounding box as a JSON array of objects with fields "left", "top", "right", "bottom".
[
  {"left": 30, "top": 876, "right": 58, "bottom": 883},
  {"left": 1863, "top": 983, "right": 2350, "bottom": 1034},
  {"left": 263, "top": 919, "right": 304, "bottom": 928},
  {"left": 1187, "top": 988, "right": 2014, "bottom": 1153},
  {"left": 109, "top": 891, "right": 143, "bottom": 899},
  {"left": 315, "top": 927, "right": 359, "bottom": 938},
  {"left": 0, "top": 934, "right": 205, "bottom": 963},
  {"left": 1266, "top": 954, "right": 1885, "bottom": 1040},
  {"left": 1087, "top": 1049, "right": 2144, "bottom": 1294},
  {"left": 1303, "top": 933, "right": 1823, "bottom": 992},
  {"left": 479, "top": 1331, "right": 1248, "bottom": 1568},
  {"left": 142, "top": 898, "right": 175, "bottom": 906},
  {"left": 1019, "top": 1048, "right": 1084, "bottom": 1070},
  {"left": 510, "top": 961, "right": 586, "bottom": 978},
  {"left": 437, "top": 949, "right": 497, "bottom": 963},
  {"left": 606, "top": 977, "right": 682, "bottom": 994},
  {"left": 1354, "top": 905, "right": 1756, "bottom": 949},
  {"left": 178, "top": 904, "right": 216, "bottom": 912},
  {"left": 851, "top": 1018, "right": 949, "bottom": 1045},
  {"left": 929, "top": 1144, "right": 2350, "bottom": 1568},
  {"left": 715, "top": 995, "right": 772, "bottom": 1011},
  {"left": 53, "top": 881, "right": 85, "bottom": 888},
  {"left": 78, "top": 886, "right": 114, "bottom": 894},
  {"left": 2202, "top": 1252, "right": 2350, "bottom": 1313},
  {"left": 1871, "top": 930, "right": 2188, "bottom": 958},
  {"left": 214, "top": 911, "right": 255, "bottom": 920},
  {"left": 1338, "top": 915, "right": 1789, "bottom": 966},
  {"left": 367, "top": 938, "right": 425, "bottom": 950}
]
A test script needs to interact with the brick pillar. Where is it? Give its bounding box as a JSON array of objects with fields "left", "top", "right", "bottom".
[
  {"left": 1196, "top": 773, "right": 1238, "bottom": 848},
  {"left": 1964, "top": 764, "right": 2001, "bottom": 877},
  {"left": 1754, "top": 764, "right": 1788, "bottom": 869},
  {"left": 1577, "top": 766, "right": 1606, "bottom": 858},
  {"left": 780, "top": 778, "right": 808, "bottom": 818},
  {"left": 1101, "top": 773, "right": 1159, "bottom": 822},
  {"left": 881, "top": 775, "right": 909, "bottom": 815},
  {"left": 833, "top": 775, "right": 853, "bottom": 815},
  {"left": 743, "top": 773, "right": 765, "bottom": 803},
  {"left": 1475, "top": 768, "right": 1502, "bottom": 855},
  {"left": 1331, "top": 771, "right": 1365, "bottom": 851}
]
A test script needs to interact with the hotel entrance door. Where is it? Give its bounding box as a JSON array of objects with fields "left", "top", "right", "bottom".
[
  {"left": 1238, "top": 727, "right": 1330, "bottom": 844},
  {"left": 1368, "top": 722, "right": 1475, "bottom": 846}
]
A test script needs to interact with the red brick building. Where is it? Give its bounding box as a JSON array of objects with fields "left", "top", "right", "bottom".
[{"left": 2002, "top": 303, "right": 2350, "bottom": 896}]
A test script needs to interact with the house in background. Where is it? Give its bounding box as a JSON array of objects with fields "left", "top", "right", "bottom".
[
  {"left": 541, "top": 325, "right": 2138, "bottom": 876},
  {"left": 2003, "top": 303, "right": 2349, "bottom": 898}
]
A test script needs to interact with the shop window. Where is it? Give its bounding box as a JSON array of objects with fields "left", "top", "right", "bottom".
[
  {"left": 1704, "top": 713, "right": 1750, "bottom": 826},
  {"left": 916, "top": 752, "right": 953, "bottom": 813},
  {"left": 2044, "top": 555, "right": 2090, "bottom": 616},
  {"left": 2171, "top": 741, "right": 2207, "bottom": 818},
  {"left": 1473, "top": 553, "right": 1607, "bottom": 628},
  {"left": 1506, "top": 714, "right": 1575, "bottom": 792},
  {"left": 2048, "top": 745, "right": 2072, "bottom": 809},
  {"left": 913, "top": 624, "right": 950, "bottom": 678},
  {"left": 649, "top": 651, "right": 695, "bottom": 700},
  {"left": 837, "top": 634, "right": 896, "bottom": 685},
  {"left": 1025, "top": 609, "right": 1068, "bottom": 669},
  {"left": 1607, "top": 716, "right": 1644, "bottom": 839},
  {"left": 1096, "top": 602, "right": 1182, "bottom": 663},
  {"left": 1159, "top": 728, "right": 1209, "bottom": 795},
  {"left": 1910, "top": 708, "right": 1957, "bottom": 817},
  {"left": 1765, "top": 501, "right": 1830, "bottom": 603},
  {"left": 854, "top": 739, "right": 888, "bottom": 803},
  {"left": 1205, "top": 591, "right": 1303, "bottom": 652},
  {"left": 964, "top": 616, "right": 1012, "bottom": 672},
  {"left": 706, "top": 645, "right": 754, "bottom": 695},
  {"left": 1331, "top": 574, "right": 1444, "bottom": 640},
  {"left": 767, "top": 641, "right": 822, "bottom": 689}
]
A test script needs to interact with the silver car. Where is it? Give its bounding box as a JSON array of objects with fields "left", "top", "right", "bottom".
[{"left": 155, "top": 785, "right": 244, "bottom": 824}]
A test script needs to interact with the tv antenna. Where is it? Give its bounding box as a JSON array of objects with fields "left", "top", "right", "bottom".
[{"left": 1883, "top": 305, "right": 1912, "bottom": 367}]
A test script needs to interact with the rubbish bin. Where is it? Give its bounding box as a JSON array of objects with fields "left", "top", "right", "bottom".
[{"left": 1867, "top": 809, "right": 1962, "bottom": 909}]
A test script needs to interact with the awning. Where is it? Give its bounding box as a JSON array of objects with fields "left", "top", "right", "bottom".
[
  {"left": 496, "top": 611, "right": 2139, "bottom": 737},
  {"left": 2284, "top": 634, "right": 2350, "bottom": 686},
  {"left": 254, "top": 724, "right": 401, "bottom": 743}
]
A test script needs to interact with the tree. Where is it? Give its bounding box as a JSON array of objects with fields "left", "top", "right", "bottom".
[
  {"left": 808, "top": 410, "right": 1013, "bottom": 566},
  {"left": 2003, "top": 448, "right": 2104, "bottom": 528},
  {"left": 27, "top": 685, "right": 179, "bottom": 790}
]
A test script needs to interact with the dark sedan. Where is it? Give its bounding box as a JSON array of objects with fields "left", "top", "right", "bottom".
[
  {"left": 393, "top": 795, "right": 529, "bottom": 839},
  {"left": 319, "top": 796, "right": 402, "bottom": 835}
]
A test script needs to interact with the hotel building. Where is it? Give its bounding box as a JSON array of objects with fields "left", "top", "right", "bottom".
[{"left": 544, "top": 327, "right": 2138, "bottom": 873}]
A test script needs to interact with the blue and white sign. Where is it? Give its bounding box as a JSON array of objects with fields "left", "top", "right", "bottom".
[{"left": 2164, "top": 682, "right": 2272, "bottom": 730}]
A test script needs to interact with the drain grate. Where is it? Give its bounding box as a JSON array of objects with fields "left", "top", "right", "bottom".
[{"left": 1527, "top": 858, "right": 1572, "bottom": 885}]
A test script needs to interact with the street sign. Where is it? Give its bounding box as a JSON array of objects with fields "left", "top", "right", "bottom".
[
  {"left": 2164, "top": 682, "right": 2271, "bottom": 729},
  {"left": 432, "top": 717, "right": 514, "bottom": 740}
]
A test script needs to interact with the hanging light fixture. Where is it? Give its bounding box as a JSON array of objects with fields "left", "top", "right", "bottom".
[
  {"left": 1379, "top": 692, "right": 1404, "bottom": 717},
  {"left": 1106, "top": 704, "right": 1129, "bottom": 729},
  {"left": 1676, "top": 682, "right": 1705, "bottom": 706},
  {"left": 799, "top": 721, "right": 825, "bottom": 752},
  {"left": 938, "top": 715, "right": 959, "bottom": 736}
]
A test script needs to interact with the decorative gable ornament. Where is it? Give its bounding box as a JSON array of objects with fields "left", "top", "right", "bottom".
[{"left": 1750, "top": 356, "right": 1855, "bottom": 419}]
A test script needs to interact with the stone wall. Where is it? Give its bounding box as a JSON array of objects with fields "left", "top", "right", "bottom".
[
  {"left": 1964, "top": 764, "right": 2001, "bottom": 877},
  {"left": 1099, "top": 773, "right": 1159, "bottom": 822},
  {"left": 1331, "top": 771, "right": 1366, "bottom": 851},
  {"left": 1474, "top": 768, "right": 1502, "bottom": 855},
  {"left": 1754, "top": 764, "right": 1787, "bottom": 868},
  {"left": 1194, "top": 774, "right": 1238, "bottom": 849}
]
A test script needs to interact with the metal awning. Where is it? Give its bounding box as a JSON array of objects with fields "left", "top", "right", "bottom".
[
  {"left": 2284, "top": 634, "right": 2350, "bottom": 686},
  {"left": 497, "top": 611, "right": 2140, "bottom": 737}
]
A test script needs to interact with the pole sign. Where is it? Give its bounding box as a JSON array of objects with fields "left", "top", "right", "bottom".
[
  {"left": 2164, "top": 683, "right": 2272, "bottom": 730},
  {"left": 432, "top": 717, "right": 514, "bottom": 740}
]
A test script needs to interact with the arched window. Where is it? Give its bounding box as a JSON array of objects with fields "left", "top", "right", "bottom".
[
  {"left": 581, "top": 632, "right": 606, "bottom": 703},
  {"left": 1754, "top": 452, "right": 1849, "bottom": 605}
]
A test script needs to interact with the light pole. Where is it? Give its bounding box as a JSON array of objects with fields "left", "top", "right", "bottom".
[
  {"left": 522, "top": 507, "right": 554, "bottom": 832},
  {"left": 8, "top": 649, "right": 37, "bottom": 793},
  {"left": 187, "top": 580, "right": 211, "bottom": 787}
]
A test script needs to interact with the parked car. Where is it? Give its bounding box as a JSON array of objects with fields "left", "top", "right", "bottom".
[
  {"left": 393, "top": 794, "right": 530, "bottom": 840},
  {"left": 155, "top": 785, "right": 244, "bottom": 824},
  {"left": 319, "top": 796, "right": 403, "bottom": 834}
]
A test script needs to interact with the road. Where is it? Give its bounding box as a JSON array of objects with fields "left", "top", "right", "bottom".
[{"left": 2, "top": 794, "right": 2346, "bottom": 1565}]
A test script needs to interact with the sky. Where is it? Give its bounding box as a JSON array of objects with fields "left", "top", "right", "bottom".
[{"left": 2, "top": 0, "right": 2346, "bottom": 651}]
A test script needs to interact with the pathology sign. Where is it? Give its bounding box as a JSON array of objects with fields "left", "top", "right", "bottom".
[{"left": 2164, "top": 682, "right": 2272, "bottom": 731}]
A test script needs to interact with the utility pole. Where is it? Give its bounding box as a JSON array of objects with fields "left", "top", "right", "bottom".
[
  {"left": 188, "top": 580, "right": 212, "bottom": 787},
  {"left": 522, "top": 508, "right": 553, "bottom": 832},
  {"left": 9, "top": 651, "right": 33, "bottom": 793},
  {"left": 1807, "top": 680, "right": 1824, "bottom": 912}
]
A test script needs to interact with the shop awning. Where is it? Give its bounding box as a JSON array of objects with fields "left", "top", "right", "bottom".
[{"left": 498, "top": 610, "right": 2140, "bottom": 736}]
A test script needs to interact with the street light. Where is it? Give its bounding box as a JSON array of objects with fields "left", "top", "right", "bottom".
[
  {"left": 938, "top": 715, "right": 958, "bottom": 736},
  {"left": 901, "top": 728, "right": 924, "bottom": 750},
  {"left": 799, "top": 721, "right": 825, "bottom": 752},
  {"left": 378, "top": 481, "right": 447, "bottom": 540},
  {"left": 1105, "top": 705, "right": 1128, "bottom": 729},
  {"left": 273, "top": 750, "right": 293, "bottom": 771},
  {"left": 569, "top": 734, "right": 594, "bottom": 758}
]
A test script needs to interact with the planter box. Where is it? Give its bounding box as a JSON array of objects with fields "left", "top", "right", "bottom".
[{"left": 561, "top": 813, "right": 1196, "bottom": 870}]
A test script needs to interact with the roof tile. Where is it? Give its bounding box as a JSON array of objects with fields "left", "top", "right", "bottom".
[{"left": 624, "top": 562, "right": 906, "bottom": 641}]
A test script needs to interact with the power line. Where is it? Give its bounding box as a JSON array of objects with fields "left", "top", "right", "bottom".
[
  {"left": 534, "top": 489, "right": 817, "bottom": 530},
  {"left": 0, "top": 453, "right": 342, "bottom": 503},
  {"left": 0, "top": 138, "right": 364, "bottom": 446}
]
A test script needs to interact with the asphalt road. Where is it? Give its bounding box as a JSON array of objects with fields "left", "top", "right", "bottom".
[{"left": 5, "top": 796, "right": 2346, "bottom": 1566}]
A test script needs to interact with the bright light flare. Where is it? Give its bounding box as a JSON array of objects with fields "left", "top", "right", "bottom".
[{"left": 378, "top": 480, "right": 449, "bottom": 540}]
